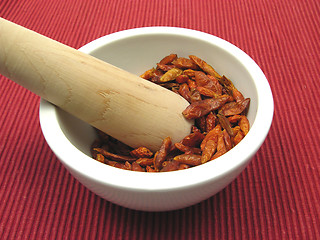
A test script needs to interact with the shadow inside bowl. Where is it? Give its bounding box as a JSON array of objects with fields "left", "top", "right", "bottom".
[{"left": 56, "top": 108, "right": 97, "bottom": 157}]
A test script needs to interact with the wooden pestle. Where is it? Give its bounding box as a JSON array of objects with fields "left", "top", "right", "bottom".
[{"left": 0, "top": 18, "right": 193, "bottom": 151}]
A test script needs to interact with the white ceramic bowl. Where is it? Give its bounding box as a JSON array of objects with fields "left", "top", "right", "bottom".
[{"left": 39, "top": 27, "right": 273, "bottom": 211}]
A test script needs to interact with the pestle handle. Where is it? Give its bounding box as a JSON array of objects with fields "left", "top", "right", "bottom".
[{"left": 0, "top": 18, "right": 192, "bottom": 151}]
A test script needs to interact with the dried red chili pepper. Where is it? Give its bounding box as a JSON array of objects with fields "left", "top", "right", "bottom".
[
  {"left": 211, "top": 134, "right": 227, "bottom": 160},
  {"left": 189, "top": 55, "right": 221, "bottom": 79},
  {"left": 180, "top": 131, "right": 205, "bottom": 147},
  {"left": 160, "top": 68, "right": 183, "bottom": 82},
  {"left": 218, "top": 75, "right": 234, "bottom": 93},
  {"left": 160, "top": 160, "right": 180, "bottom": 172},
  {"left": 207, "top": 75, "right": 223, "bottom": 95},
  {"left": 206, "top": 112, "right": 217, "bottom": 132},
  {"left": 201, "top": 124, "right": 221, "bottom": 150},
  {"left": 232, "top": 88, "right": 245, "bottom": 102},
  {"left": 93, "top": 148, "right": 136, "bottom": 162},
  {"left": 233, "top": 130, "right": 245, "bottom": 145},
  {"left": 228, "top": 114, "right": 242, "bottom": 123},
  {"left": 227, "top": 115, "right": 250, "bottom": 136},
  {"left": 182, "top": 95, "right": 229, "bottom": 119},
  {"left": 201, "top": 138, "right": 218, "bottom": 164},
  {"left": 172, "top": 57, "right": 199, "bottom": 69},
  {"left": 222, "top": 130, "right": 233, "bottom": 151},
  {"left": 154, "top": 137, "right": 172, "bottom": 171},
  {"left": 159, "top": 53, "right": 177, "bottom": 65},
  {"left": 174, "top": 154, "right": 202, "bottom": 166},
  {"left": 140, "top": 68, "right": 155, "bottom": 80},
  {"left": 239, "top": 115, "right": 250, "bottom": 135},
  {"left": 175, "top": 74, "right": 189, "bottom": 84},
  {"left": 135, "top": 158, "right": 154, "bottom": 166},
  {"left": 219, "top": 98, "right": 250, "bottom": 116},
  {"left": 174, "top": 142, "right": 202, "bottom": 155},
  {"left": 178, "top": 83, "right": 191, "bottom": 102},
  {"left": 183, "top": 69, "right": 196, "bottom": 78},
  {"left": 196, "top": 86, "right": 220, "bottom": 98},
  {"left": 157, "top": 63, "right": 175, "bottom": 72},
  {"left": 217, "top": 113, "right": 234, "bottom": 137},
  {"left": 218, "top": 75, "right": 244, "bottom": 102},
  {"left": 195, "top": 71, "right": 222, "bottom": 95}
]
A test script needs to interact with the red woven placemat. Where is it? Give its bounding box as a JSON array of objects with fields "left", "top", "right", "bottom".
[{"left": 1, "top": 0, "right": 319, "bottom": 239}]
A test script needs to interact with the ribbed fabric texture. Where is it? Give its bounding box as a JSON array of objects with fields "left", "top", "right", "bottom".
[{"left": 1, "top": 0, "right": 319, "bottom": 239}]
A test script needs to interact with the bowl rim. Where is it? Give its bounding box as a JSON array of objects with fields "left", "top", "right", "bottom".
[{"left": 39, "top": 26, "right": 274, "bottom": 192}]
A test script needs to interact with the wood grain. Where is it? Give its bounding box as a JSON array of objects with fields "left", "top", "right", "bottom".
[{"left": 0, "top": 18, "right": 192, "bottom": 150}]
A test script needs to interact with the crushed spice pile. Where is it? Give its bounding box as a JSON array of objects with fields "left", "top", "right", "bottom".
[{"left": 91, "top": 54, "right": 250, "bottom": 172}]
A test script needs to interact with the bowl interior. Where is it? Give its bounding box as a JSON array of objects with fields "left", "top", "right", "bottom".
[{"left": 56, "top": 29, "right": 259, "bottom": 158}]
